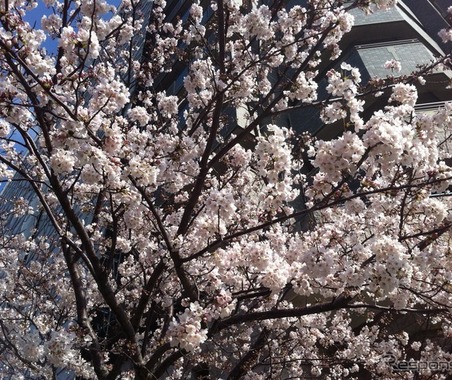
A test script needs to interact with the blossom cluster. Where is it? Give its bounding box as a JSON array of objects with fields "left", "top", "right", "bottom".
[{"left": 168, "top": 302, "right": 208, "bottom": 352}]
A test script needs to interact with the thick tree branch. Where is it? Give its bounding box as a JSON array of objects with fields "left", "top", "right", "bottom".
[
  {"left": 227, "top": 329, "right": 268, "bottom": 380},
  {"left": 63, "top": 244, "right": 108, "bottom": 380},
  {"left": 211, "top": 295, "right": 353, "bottom": 334}
]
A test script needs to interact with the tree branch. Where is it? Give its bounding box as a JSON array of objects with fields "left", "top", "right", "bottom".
[{"left": 211, "top": 295, "right": 353, "bottom": 334}]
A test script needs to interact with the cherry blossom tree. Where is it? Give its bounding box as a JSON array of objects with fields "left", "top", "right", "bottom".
[{"left": 1, "top": 0, "right": 452, "bottom": 379}]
